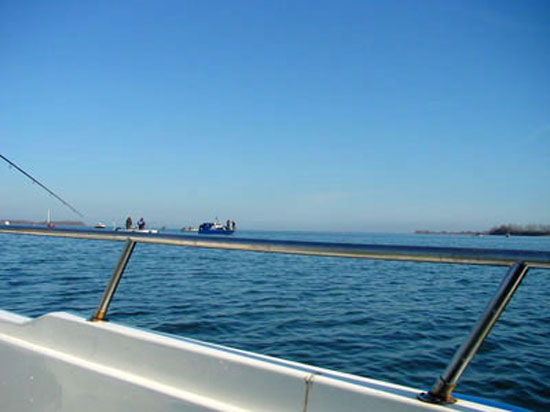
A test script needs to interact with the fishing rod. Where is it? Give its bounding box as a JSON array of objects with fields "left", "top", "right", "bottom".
[{"left": 0, "top": 153, "right": 85, "bottom": 218}]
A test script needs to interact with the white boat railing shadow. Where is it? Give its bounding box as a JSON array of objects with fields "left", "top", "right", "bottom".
[{"left": 1, "top": 225, "right": 549, "bottom": 406}]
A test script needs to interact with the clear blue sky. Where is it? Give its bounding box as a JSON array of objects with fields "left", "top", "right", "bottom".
[{"left": 1, "top": 1, "right": 548, "bottom": 232}]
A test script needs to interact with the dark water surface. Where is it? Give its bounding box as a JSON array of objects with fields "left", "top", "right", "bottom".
[{"left": 1, "top": 230, "right": 549, "bottom": 411}]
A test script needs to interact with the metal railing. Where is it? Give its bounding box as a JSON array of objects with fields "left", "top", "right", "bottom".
[{"left": 1, "top": 225, "right": 549, "bottom": 405}]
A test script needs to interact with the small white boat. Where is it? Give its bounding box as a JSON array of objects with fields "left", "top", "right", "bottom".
[
  {"left": 180, "top": 226, "right": 198, "bottom": 232},
  {"left": 94, "top": 222, "right": 107, "bottom": 229},
  {"left": 115, "top": 227, "right": 159, "bottom": 234}
]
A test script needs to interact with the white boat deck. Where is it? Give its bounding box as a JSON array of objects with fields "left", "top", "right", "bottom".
[{"left": 0, "top": 309, "right": 512, "bottom": 412}]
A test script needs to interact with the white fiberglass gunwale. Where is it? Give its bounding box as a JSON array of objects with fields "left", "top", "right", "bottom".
[{"left": 0, "top": 310, "right": 520, "bottom": 412}]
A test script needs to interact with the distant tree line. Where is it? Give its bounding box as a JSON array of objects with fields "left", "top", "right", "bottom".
[
  {"left": 415, "top": 224, "right": 550, "bottom": 236},
  {"left": 488, "top": 224, "right": 550, "bottom": 236}
]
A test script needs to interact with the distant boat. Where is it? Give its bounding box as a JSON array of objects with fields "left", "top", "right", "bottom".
[
  {"left": 198, "top": 219, "right": 235, "bottom": 235},
  {"left": 180, "top": 226, "right": 198, "bottom": 232},
  {"left": 94, "top": 222, "right": 107, "bottom": 229},
  {"left": 116, "top": 217, "right": 157, "bottom": 233},
  {"left": 115, "top": 227, "right": 159, "bottom": 234}
]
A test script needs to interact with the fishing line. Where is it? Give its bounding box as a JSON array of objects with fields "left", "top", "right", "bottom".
[{"left": 0, "top": 153, "right": 85, "bottom": 218}]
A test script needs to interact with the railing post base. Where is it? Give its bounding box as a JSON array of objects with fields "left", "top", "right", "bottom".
[{"left": 417, "top": 377, "right": 456, "bottom": 404}]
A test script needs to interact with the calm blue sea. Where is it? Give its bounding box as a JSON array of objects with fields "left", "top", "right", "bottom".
[{"left": 1, "top": 230, "right": 549, "bottom": 411}]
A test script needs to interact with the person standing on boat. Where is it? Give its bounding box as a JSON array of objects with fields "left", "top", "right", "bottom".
[
  {"left": 138, "top": 217, "right": 145, "bottom": 230},
  {"left": 126, "top": 216, "right": 133, "bottom": 229}
]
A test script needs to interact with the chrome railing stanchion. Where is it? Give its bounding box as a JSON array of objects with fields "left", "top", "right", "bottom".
[
  {"left": 418, "top": 261, "right": 529, "bottom": 404},
  {"left": 91, "top": 239, "right": 136, "bottom": 321}
]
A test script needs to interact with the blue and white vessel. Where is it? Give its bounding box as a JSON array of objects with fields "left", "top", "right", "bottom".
[{"left": 198, "top": 219, "right": 236, "bottom": 235}]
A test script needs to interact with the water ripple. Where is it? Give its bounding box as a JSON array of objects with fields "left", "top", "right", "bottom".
[{"left": 1, "top": 231, "right": 549, "bottom": 410}]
